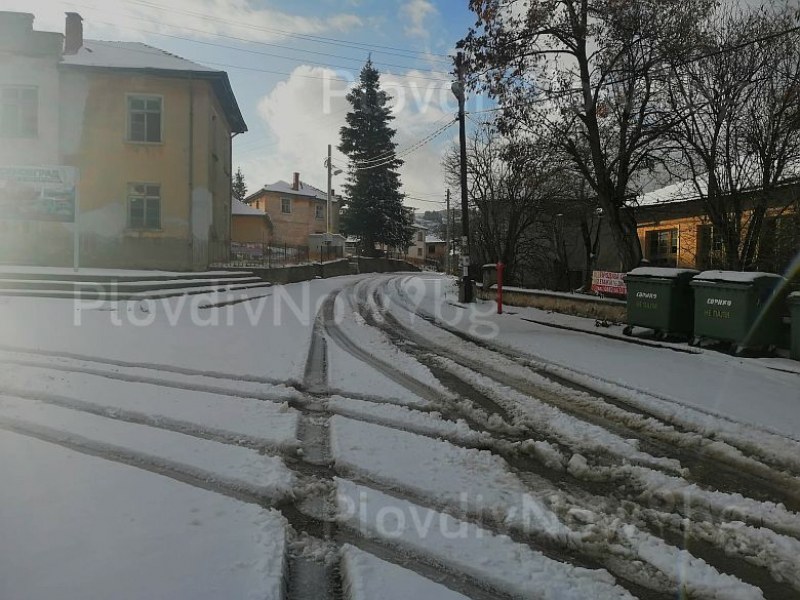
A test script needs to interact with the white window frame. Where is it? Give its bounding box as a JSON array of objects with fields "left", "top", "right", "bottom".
[
  {"left": 281, "top": 197, "right": 292, "bottom": 214},
  {"left": 315, "top": 204, "right": 324, "bottom": 219},
  {"left": 0, "top": 85, "right": 38, "bottom": 138},
  {"left": 126, "top": 94, "right": 164, "bottom": 144},
  {"left": 127, "top": 183, "right": 162, "bottom": 230}
]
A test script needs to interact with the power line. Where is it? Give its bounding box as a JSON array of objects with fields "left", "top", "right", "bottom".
[
  {"left": 74, "top": 2, "right": 449, "bottom": 72},
  {"left": 118, "top": 0, "right": 453, "bottom": 62},
  {"left": 405, "top": 195, "right": 446, "bottom": 204},
  {"left": 87, "top": 19, "right": 453, "bottom": 82},
  {"left": 349, "top": 115, "right": 455, "bottom": 165},
  {"left": 335, "top": 119, "right": 457, "bottom": 171}
]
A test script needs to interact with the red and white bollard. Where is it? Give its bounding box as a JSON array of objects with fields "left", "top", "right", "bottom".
[{"left": 496, "top": 261, "right": 504, "bottom": 315}]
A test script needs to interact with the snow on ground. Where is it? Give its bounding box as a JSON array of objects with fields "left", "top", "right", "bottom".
[
  {"left": 330, "top": 288, "right": 450, "bottom": 396},
  {"left": 329, "top": 415, "right": 570, "bottom": 538},
  {"left": 0, "top": 395, "right": 294, "bottom": 501},
  {"left": 0, "top": 362, "right": 300, "bottom": 449},
  {"left": 336, "top": 479, "right": 634, "bottom": 600},
  {"left": 432, "top": 356, "right": 681, "bottom": 472},
  {"left": 328, "top": 396, "right": 485, "bottom": 444},
  {"left": 326, "top": 337, "right": 431, "bottom": 407},
  {"left": 341, "top": 545, "right": 470, "bottom": 600},
  {"left": 0, "top": 430, "right": 287, "bottom": 600},
  {"left": 0, "top": 275, "right": 370, "bottom": 382},
  {"left": 395, "top": 275, "right": 800, "bottom": 440},
  {"left": 0, "top": 348, "right": 302, "bottom": 399}
]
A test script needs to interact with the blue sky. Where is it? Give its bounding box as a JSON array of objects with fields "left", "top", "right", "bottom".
[{"left": 21, "top": 0, "right": 483, "bottom": 211}]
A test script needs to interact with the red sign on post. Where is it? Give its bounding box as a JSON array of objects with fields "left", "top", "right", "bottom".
[{"left": 591, "top": 271, "right": 627, "bottom": 296}]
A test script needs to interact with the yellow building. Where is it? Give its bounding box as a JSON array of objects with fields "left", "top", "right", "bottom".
[{"left": 0, "top": 12, "right": 246, "bottom": 271}]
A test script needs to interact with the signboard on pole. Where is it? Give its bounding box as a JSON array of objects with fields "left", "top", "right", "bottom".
[
  {"left": 0, "top": 166, "right": 78, "bottom": 222},
  {"left": 591, "top": 271, "right": 627, "bottom": 296}
]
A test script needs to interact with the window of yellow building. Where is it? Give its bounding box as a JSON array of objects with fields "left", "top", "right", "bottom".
[
  {"left": 315, "top": 204, "right": 324, "bottom": 219},
  {"left": 0, "top": 86, "right": 37, "bottom": 138},
  {"left": 281, "top": 198, "right": 292, "bottom": 214},
  {"left": 128, "top": 183, "right": 161, "bottom": 230},
  {"left": 128, "top": 95, "right": 162, "bottom": 143}
]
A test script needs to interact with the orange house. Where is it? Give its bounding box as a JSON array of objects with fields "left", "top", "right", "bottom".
[
  {"left": 243, "top": 172, "right": 340, "bottom": 248},
  {"left": 635, "top": 180, "right": 799, "bottom": 274}
]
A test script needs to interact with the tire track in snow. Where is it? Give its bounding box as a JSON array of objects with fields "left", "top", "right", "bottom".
[
  {"left": 382, "top": 277, "right": 800, "bottom": 510},
  {"left": 362, "top": 276, "right": 800, "bottom": 598},
  {"left": 0, "top": 345, "right": 288, "bottom": 386},
  {"left": 0, "top": 355, "right": 298, "bottom": 404},
  {"left": 0, "top": 417, "right": 282, "bottom": 506}
]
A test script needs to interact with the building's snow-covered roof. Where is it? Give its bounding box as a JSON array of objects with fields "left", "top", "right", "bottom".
[
  {"left": 61, "top": 40, "right": 218, "bottom": 72},
  {"left": 636, "top": 163, "right": 800, "bottom": 208},
  {"left": 259, "top": 180, "right": 338, "bottom": 202},
  {"left": 425, "top": 235, "right": 445, "bottom": 244},
  {"left": 637, "top": 179, "right": 702, "bottom": 207},
  {"left": 59, "top": 40, "right": 246, "bottom": 133},
  {"left": 231, "top": 198, "right": 264, "bottom": 216}
]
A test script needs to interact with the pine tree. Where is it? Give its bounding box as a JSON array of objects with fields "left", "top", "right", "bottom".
[
  {"left": 232, "top": 167, "right": 248, "bottom": 203},
  {"left": 339, "top": 59, "right": 412, "bottom": 256}
]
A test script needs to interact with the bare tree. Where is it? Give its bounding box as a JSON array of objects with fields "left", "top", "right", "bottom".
[
  {"left": 460, "top": 0, "right": 711, "bottom": 271},
  {"left": 443, "top": 124, "right": 559, "bottom": 285},
  {"left": 665, "top": 4, "right": 800, "bottom": 270}
]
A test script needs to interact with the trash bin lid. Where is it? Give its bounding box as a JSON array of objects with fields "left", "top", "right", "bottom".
[
  {"left": 626, "top": 267, "right": 699, "bottom": 280},
  {"left": 693, "top": 270, "right": 784, "bottom": 285},
  {"left": 789, "top": 291, "right": 800, "bottom": 305}
]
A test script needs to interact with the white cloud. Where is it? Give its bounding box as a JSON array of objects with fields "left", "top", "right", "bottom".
[
  {"left": 12, "top": 0, "right": 362, "bottom": 43},
  {"left": 400, "top": 0, "right": 437, "bottom": 39},
  {"left": 238, "top": 65, "right": 455, "bottom": 211}
]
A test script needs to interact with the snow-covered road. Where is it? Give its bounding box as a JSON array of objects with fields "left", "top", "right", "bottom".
[{"left": 1, "top": 272, "right": 798, "bottom": 599}]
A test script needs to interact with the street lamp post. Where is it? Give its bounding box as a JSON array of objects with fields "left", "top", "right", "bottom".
[{"left": 452, "top": 51, "right": 473, "bottom": 303}]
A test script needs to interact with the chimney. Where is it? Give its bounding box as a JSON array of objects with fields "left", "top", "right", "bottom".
[
  {"left": 64, "top": 12, "right": 83, "bottom": 55},
  {"left": 292, "top": 172, "right": 300, "bottom": 191}
]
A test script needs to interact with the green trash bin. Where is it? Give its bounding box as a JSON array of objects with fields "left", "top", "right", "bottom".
[
  {"left": 690, "top": 271, "right": 786, "bottom": 353},
  {"left": 623, "top": 267, "right": 699, "bottom": 338},
  {"left": 790, "top": 292, "right": 800, "bottom": 361}
]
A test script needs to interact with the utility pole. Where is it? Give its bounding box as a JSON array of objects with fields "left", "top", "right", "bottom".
[
  {"left": 451, "top": 51, "right": 472, "bottom": 302},
  {"left": 445, "top": 188, "right": 451, "bottom": 274},
  {"left": 326, "top": 144, "right": 333, "bottom": 234}
]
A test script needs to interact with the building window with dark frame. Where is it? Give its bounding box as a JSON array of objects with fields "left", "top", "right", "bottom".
[
  {"left": 315, "top": 204, "right": 324, "bottom": 219},
  {"left": 128, "top": 183, "right": 161, "bottom": 230},
  {"left": 281, "top": 198, "right": 292, "bottom": 214},
  {"left": 128, "top": 95, "right": 162, "bottom": 143},
  {"left": 697, "top": 224, "right": 726, "bottom": 270},
  {"left": 0, "top": 86, "right": 37, "bottom": 138},
  {"left": 645, "top": 228, "right": 678, "bottom": 267}
]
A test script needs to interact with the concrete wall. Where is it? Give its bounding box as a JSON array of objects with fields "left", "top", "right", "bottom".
[
  {"left": 357, "top": 257, "right": 420, "bottom": 273},
  {"left": 242, "top": 257, "right": 419, "bottom": 285},
  {"left": 246, "top": 258, "right": 352, "bottom": 285},
  {"left": 476, "top": 284, "right": 626, "bottom": 322}
]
